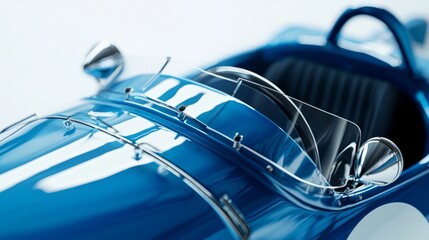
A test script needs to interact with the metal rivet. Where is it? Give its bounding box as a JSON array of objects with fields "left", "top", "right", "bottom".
[
  {"left": 177, "top": 105, "right": 187, "bottom": 121},
  {"left": 222, "top": 194, "right": 231, "bottom": 202},
  {"left": 63, "top": 118, "right": 74, "bottom": 129},
  {"left": 134, "top": 147, "right": 143, "bottom": 160},
  {"left": 233, "top": 133, "right": 243, "bottom": 151},
  {"left": 266, "top": 165, "right": 274, "bottom": 173},
  {"left": 157, "top": 166, "right": 169, "bottom": 176},
  {"left": 125, "top": 87, "right": 133, "bottom": 100}
]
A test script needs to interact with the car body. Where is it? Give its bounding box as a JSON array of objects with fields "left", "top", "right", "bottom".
[{"left": 0, "top": 6, "right": 428, "bottom": 239}]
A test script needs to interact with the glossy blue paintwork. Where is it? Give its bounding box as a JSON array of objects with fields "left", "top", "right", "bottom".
[
  {"left": 0, "top": 72, "right": 323, "bottom": 238},
  {"left": 1, "top": 5, "right": 429, "bottom": 240},
  {"left": 1, "top": 73, "right": 428, "bottom": 239}
]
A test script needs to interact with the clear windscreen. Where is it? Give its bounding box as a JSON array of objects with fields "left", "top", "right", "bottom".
[{"left": 100, "top": 56, "right": 362, "bottom": 188}]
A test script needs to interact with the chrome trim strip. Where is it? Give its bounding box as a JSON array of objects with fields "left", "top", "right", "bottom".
[
  {"left": 142, "top": 146, "right": 250, "bottom": 240},
  {"left": 123, "top": 95, "right": 209, "bottom": 130},
  {"left": 130, "top": 93, "right": 177, "bottom": 111},
  {"left": 5, "top": 114, "right": 250, "bottom": 239},
  {"left": 220, "top": 194, "right": 250, "bottom": 238},
  {"left": 0, "top": 113, "right": 37, "bottom": 134},
  {"left": 43, "top": 115, "right": 135, "bottom": 146}
]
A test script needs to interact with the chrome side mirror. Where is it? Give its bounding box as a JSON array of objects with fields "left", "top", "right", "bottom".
[
  {"left": 354, "top": 137, "right": 403, "bottom": 186},
  {"left": 83, "top": 41, "right": 124, "bottom": 85}
]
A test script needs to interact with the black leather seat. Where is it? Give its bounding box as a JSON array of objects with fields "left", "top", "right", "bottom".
[{"left": 264, "top": 56, "right": 425, "bottom": 170}]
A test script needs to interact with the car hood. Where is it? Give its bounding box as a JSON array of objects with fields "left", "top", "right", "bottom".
[
  {"left": 0, "top": 77, "right": 334, "bottom": 238},
  {"left": 0, "top": 102, "right": 247, "bottom": 238}
]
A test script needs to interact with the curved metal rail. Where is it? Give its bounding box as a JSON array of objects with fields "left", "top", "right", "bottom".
[{"left": 0, "top": 114, "right": 250, "bottom": 240}]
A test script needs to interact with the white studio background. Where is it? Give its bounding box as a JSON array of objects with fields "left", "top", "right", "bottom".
[{"left": 0, "top": 0, "right": 428, "bottom": 128}]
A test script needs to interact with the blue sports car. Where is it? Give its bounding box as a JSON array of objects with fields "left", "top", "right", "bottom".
[{"left": 0, "top": 6, "right": 428, "bottom": 239}]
